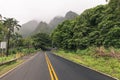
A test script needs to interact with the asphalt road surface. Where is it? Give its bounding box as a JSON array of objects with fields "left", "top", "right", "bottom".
[{"left": 0, "top": 51, "right": 117, "bottom": 80}]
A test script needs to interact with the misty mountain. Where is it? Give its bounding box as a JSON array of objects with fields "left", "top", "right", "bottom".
[
  {"left": 49, "top": 16, "right": 65, "bottom": 30},
  {"left": 32, "top": 21, "right": 50, "bottom": 34},
  {"left": 18, "top": 20, "right": 38, "bottom": 37},
  {"left": 32, "top": 16, "right": 65, "bottom": 35},
  {"left": 49, "top": 11, "right": 78, "bottom": 30},
  {"left": 65, "top": 11, "right": 78, "bottom": 20},
  {"left": 19, "top": 11, "right": 78, "bottom": 37},
  {"left": 33, "top": 11, "right": 78, "bottom": 34}
]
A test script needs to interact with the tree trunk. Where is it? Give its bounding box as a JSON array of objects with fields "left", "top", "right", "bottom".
[{"left": 6, "top": 30, "right": 10, "bottom": 56}]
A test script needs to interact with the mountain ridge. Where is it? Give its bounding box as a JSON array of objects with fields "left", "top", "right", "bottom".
[
  {"left": 33, "top": 11, "right": 79, "bottom": 35},
  {"left": 18, "top": 20, "right": 38, "bottom": 37},
  {"left": 19, "top": 11, "right": 79, "bottom": 37}
]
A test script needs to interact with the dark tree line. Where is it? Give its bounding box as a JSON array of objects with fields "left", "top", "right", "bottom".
[{"left": 32, "top": 33, "right": 52, "bottom": 50}]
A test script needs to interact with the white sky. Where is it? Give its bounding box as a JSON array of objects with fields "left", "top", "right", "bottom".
[{"left": 0, "top": 0, "right": 107, "bottom": 24}]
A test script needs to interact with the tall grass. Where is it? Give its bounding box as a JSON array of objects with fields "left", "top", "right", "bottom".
[
  {"left": 55, "top": 48, "right": 120, "bottom": 79},
  {"left": 0, "top": 54, "right": 16, "bottom": 63}
]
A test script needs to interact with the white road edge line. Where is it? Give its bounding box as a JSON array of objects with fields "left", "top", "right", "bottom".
[
  {"left": 0, "top": 52, "right": 39, "bottom": 79},
  {"left": 53, "top": 52, "right": 119, "bottom": 80}
]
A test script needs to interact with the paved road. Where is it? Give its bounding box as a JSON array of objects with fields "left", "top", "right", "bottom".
[
  {"left": 0, "top": 52, "right": 117, "bottom": 80},
  {"left": 47, "top": 52, "right": 117, "bottom": 80},
  {"left": 0, "top": 52, "right": 50, "bottom": 80}
]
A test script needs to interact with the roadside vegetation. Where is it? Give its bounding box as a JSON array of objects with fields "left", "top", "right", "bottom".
[
  {"left": 51, "top": 0, "right": 120, "bottom": 79},
  {"left": 54, "top": 48, "right": 120, "bottom": 79},
  {"left": 0, "top": 60, "right": 23, "bottom": 76},
  {"left": 0, "top": 47, "right": 37, "bottom": 62},
  {"left": 0, "top": 54, "right": 16, "bottom": 63},
  {"left": 0, "top": 15, "right": 38, "bottom": 75}
]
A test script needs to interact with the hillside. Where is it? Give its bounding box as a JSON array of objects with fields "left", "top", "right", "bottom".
[
  {"left": 49, "top": 11, "right": 78, "bottom": 31},
  {"left": 51, "top": 0, "right": 120, "bottom": 79},
  {"left": 18, "top": 20, "right": 38, "bottom": 37},
  {"left": 49, "top": 16, "right": 65, "bottom": 31},
  {"left": 33, "top": 11, "right": 78, "bottom": 34},
  {"left": 65, "top": 11, "right": 78, "bottom": 20},
  {"left": 32, "top": 21, "right": 50, "bottom": 34},
  {"left": 51, "top": 0, "right": 120, "bottom": 49},
  {"left": 19, "top": 11, "right": 78, "bottom": 37}
]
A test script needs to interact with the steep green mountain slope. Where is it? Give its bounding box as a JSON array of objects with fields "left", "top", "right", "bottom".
[
  {"left": 49, "top": 11, "right": 78, "bottom": 31},
  {"left": 51, "top": 0, "right": 120, "bottom": 50}
]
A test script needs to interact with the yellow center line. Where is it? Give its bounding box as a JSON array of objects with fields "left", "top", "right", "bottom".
[
  {"left": 45, "top": 53, "right": 59, "bottom": 80},
  {"left": 45, "top": 54, "right": 54, "bottom": 80}
]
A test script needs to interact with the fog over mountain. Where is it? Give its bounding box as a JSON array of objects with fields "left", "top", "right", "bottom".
[
  {"left": 19, "top": 11, "right": 78, "bottom": 37},
  {"left": 33, "top": 21, "right": 50, "bottom": 34},
  {"left": 49, "top": 16, "right": 65, "bottom": 30},
  {"left": 49, "top": 11, "right": 78, "bottom": 30},
  {"left": 65, "top": 11, "right": 78, "bottom": 20},
  {"left": 33, "top": 11, "right": 78, "bottom": 34},
  {"left": 18, "top": 20, "right": 38, "bottom": 37}
]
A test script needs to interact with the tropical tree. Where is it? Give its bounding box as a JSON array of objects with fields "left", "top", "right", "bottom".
[
  {"left": 0, "top": 15, "right": 4, "bottom": 41},
  {"left": 3, "top": 18, "right": 21, "bottom": 56},
  {"left": 10, "top": 32, "right": 22, "bottom": 48},
  {"left": 0, "top": 23, "right": 3, "bottom": 41}
]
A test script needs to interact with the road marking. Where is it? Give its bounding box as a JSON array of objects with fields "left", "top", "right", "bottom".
[
  {"left": 45, "top": 54, "right": 54, "bottom": 80},
  {"left": 45, "top": 53, "right": 58, "bottom": 80}
]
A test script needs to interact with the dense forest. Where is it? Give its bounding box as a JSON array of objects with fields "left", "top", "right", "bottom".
[{"left": 51, "top": 0, "right": 120, "bottom": 50}]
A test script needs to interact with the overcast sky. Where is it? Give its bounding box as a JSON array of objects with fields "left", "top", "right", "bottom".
[{"left": 0, "top": 0, "right": 107, "bottom": 24}]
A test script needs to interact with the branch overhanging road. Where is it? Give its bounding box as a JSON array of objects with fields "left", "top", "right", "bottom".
[{"left": 0, "top": 51, "right": 117, "bottom": 80}]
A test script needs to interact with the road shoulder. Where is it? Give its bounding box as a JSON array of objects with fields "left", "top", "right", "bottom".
[
  {"left": 52, "top": 51, "right": 119, "bottom": 80},
  {"left": 0, "top": 53, "right": 38, "bottom": 79}
]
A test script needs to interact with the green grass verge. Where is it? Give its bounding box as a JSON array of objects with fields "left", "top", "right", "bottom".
[
  {"left": 0, "top": 48, "right": 37, "bottom": 63},
  {"left": 0, "top": 60, "right": 23, "bottom": 76},
  {"left": 54, "top": 50, "right": 120, "bottom": 79},
  {"left": 0, "top": 54, "right": 16, "bottom": 63}
]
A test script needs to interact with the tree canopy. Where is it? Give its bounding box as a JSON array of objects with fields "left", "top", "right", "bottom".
[
  {"left": 51, "top": 0, "right": 120, "bottom": 50},
  {"left": 32, "top": 33, "right": 52, "bottom": 50}
]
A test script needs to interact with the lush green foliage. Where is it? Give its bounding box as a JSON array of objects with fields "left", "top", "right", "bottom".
[
  {"left": 32, "top": 33, "right": 52, "bottom": 50},
  {"left": 51, "top": 0, "right": 120, "bottom": 50},
  {"left": 0, "top": 16, "right": 36, "bottom": 56},
  {"left": 0, "top": 17, "right": 23, "bottom": 56},
  {"left": 0, "top": 54, "right": 16, "bottom": 63}
]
